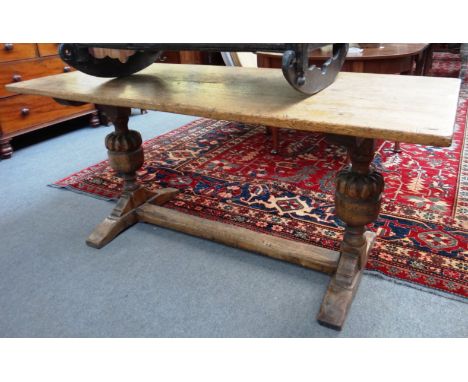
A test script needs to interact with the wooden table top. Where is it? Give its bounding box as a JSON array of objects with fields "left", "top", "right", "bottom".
[
  {"left": 259, "top": 43, "right": 429, "bottom": 61},
  {"left": 6, "top": 63, "right": 460, "bottom": 146}
]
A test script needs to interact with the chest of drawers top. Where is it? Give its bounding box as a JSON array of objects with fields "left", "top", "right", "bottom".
[{"left": 0, "top": 43, "right": 59, "bottom": 62}]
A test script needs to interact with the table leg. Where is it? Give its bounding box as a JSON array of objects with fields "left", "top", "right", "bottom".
[
  {"left": 0, "top": 138, "right": 13, "bottom": 159},
  {"left": 271, "top": 127, "right": 279, "bottom": 154},
  {"left": 86, "top": 105, "right": 178, "bottom": 248},
  {"left": 423, "top": 44, "right": 434, "bottom": 76},
  {"left": 414, "top": 51, "right": 425, "bottom": 76},
  {"left": 317, "top": 138, "right": 384, "bottom": 330},
  {"left": 89, "top": 110, "right": 101, "bottom": 127},
  {"left": 265, "top": 126, "right": 280, "bottom": 154},
  {"left": 393, "top": 141, "right": 402, "bottom": 153}
]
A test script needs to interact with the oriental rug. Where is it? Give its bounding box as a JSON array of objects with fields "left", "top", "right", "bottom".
[
  {"left": 430, "top": 51, "right": 461, "bottom": 78},
  {"left": 53, "top": 54, "right": 468, "bottom": 300}
]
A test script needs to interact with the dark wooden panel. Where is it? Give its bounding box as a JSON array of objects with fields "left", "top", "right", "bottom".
[
  {"left": 158, "top": 51, "right": 181, "bottom": 64},
  {"left": 157, "top": 51, "right": 224, "bottom": 65},
  {"left": 258, "top": 54, "right": 413, "bottom": 74}
]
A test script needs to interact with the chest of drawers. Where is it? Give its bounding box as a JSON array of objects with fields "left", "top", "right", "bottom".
[{"left": 0, "top": 43, "right": 99, "bottom": 159}]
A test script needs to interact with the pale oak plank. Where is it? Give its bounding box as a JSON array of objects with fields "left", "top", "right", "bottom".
[{"left": 6, "top": 64, "right": 460, "bottom": 146}]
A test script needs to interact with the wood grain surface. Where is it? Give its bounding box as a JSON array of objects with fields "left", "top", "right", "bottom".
[
  {"left": 0, "top": 43, "right": 37, "bottom": 62},
  {"left": 0, "top": 56, "right": 73, "bottom": 98},
  {"left": 137, "top": 203, "right": 340, "bottom": 274},
  {"left": 259, "top": 43, "right": 429, "bottom": 60},
  {"left": 6, "top": 63, "right": 460, "bottom": 146},
  {"left": 0, "top": 93, "right": 94, "bottom": 134},
  {"left": 36, "top": 43, "right": 60, "bottom": 57}
]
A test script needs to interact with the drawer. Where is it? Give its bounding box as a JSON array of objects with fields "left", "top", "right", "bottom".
[
  {"left": 37, "top": 43, "right": 59, "bottom": 57},
  {"left": 0, "top": 94, "right": 94, "bottom": 135},
  {"left": 0, "top": 43, "right": 37, "bottom": 63},
  {"left": 1, "top": 56, "right": 74, "bottom": 98}
]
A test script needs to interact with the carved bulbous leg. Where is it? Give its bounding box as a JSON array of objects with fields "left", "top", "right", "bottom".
[
  {"left": 86, "top": 106, "right": 178, "bottom": 248},
  {"left": 87, "top": 106, "right": 145, "bottom": 248},
  {"left": 105, "top": 125, "right": 144, "bottom": 191},
  {"left": 318, "top": 138, "right": 384, "bottom": 330},
  {"left": 0, "top": 138, "right": 13, "bottom": 159},
  {"left": 89, "top": 111, "right": 100, "bottom": 127}
]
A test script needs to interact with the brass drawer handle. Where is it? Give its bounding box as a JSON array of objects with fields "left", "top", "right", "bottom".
[
  {"left": 63, "top": 66, "right": 71, "bottom": 73},
  {"left": 20, "top": 107, "right": 30, "bottom": 116},
  {"left": 12, "top": 74, "right": 22, "bottom": 82},
  {"left": 4, "top": 43, "right": 14, "bottom": 51}
]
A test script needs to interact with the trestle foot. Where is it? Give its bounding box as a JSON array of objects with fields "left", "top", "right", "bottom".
[
  {"left": 86, "top": 104, "right": 178, "bottom": 248},
  {"left": 317, "top": 231, "right": 376, "bottom": 330},
  {"left": 86, "top": 187, "right": 178, "bottom": 248}
]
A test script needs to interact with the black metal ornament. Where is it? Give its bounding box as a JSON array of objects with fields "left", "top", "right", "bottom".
[{"left": 59, "top": 43, "right": 349, "bottom": 95}]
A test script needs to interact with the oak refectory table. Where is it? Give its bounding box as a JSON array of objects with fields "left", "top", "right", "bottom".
[{"left": 6, "top": 64, "right": 460, "bottom": 330}]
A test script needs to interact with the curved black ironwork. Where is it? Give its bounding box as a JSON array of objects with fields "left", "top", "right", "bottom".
[
  {"left": 59, "top": 43, "right": 349, "bottom": 95},
  {"left": 59, "top": 44, "right": 161, "bottom": 78},
  {"left": 282, "top": 43, "right": 348, "bottom": 94}
]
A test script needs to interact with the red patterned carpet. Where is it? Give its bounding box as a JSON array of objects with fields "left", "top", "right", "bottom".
[
  {"left": 54, "top": 52, "right": 468, "bottom": 299},
  {"left": 430, "top": 52, "right": 461, "bottom": 78}
]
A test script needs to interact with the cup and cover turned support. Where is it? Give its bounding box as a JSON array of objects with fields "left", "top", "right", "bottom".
[
  {"left": 86, "top": 105, "right": 178, "bottom": 248},
  {"left": 317, "top": 137, "right": 384, "bottom": 330}
]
